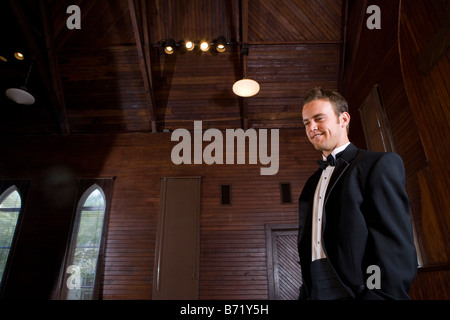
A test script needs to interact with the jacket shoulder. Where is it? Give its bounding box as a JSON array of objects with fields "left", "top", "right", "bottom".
[
  {"left": 350, "top": 149, "right": 406, "bottom": 179},
  {"left": 354, "top": 148, "right": 403, "bottom": 165}
]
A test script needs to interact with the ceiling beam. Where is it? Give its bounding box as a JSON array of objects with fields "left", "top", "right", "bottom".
[
  {"left": 9, "top": 0, "right": 70, "bottom": 135},
  {"left": 128, "top": 0, "right": 158, "bottom": 133}
]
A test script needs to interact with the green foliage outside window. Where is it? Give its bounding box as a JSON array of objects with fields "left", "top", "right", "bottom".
[{"left": 66, "top": 188, "right": 105, "bottom": 300}]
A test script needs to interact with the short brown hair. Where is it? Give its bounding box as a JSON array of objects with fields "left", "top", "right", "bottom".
[
  {"left": 302, "top": 87, "right": 349, "bottom": 116},
  {"left": 302, "top": 87, "right": 350, "bottom": 132}
]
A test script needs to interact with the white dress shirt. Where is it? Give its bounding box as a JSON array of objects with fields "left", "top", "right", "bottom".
[{"left": 311, "top": 142, "right": 350, "bottom": 261}]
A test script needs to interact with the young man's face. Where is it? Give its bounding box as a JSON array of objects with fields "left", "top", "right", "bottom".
[{"left": 302, "top": 99, "right": 350, "bottom": 156}]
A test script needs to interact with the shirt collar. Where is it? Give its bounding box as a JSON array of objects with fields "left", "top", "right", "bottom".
[{"left": 322, "top": 142, "right": 351, "bottom": 161}]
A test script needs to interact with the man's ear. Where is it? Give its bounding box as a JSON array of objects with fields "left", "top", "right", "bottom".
[{"left": 341, "top": 112, "right": 350, "bottom": 128}]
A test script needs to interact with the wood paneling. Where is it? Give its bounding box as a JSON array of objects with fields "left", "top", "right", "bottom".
[
  {"left": 152, "top": 46, "right": 242, "bottom": 131},
  {"left": 248, "top": 0, "right": 342, "bottom": 42},
  {"left": 342, "top": 0, "right": 427, "bottom": 253},
  {"left": 410, "top": 265, "right": 450, "bottom": 300},
  {"left": 60, "top": 47, "right": 150, "bottom": 133},
  {"left": 398, "top": 0, "right": 450, "bottom": 266},
  {"left": 247, "top": 43, "right": 341, "bottom": 129},
  {"left": 342, "top": 0, "right": 450, "bottom": 299},
  {"left": 48, "top": 0, "right": 136, "bottom": 49},
  {"left": 148, "top": 0, "right": 240, "bottom": 44},
  {"left": 4, "top": 0, "right": 448, "bottom": 301},
  {"left": 0, "top": 128, "right": 320, "bottom": 299},
  {"left": 1, "top": 0, "right": 344, "bottom": 135}
]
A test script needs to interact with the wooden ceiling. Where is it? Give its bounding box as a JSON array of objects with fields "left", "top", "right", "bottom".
[{"left": 0, "top": 0, "right": 344, "bottom": 135}]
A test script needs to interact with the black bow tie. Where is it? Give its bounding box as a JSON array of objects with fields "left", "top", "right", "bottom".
[{"left": 317, "top": 154, "right": 336, "bottom": 170}]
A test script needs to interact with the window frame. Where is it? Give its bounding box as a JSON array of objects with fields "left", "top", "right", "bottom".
[
  {"left": 0, "top": 181, "right": 30, "bottom": 298},
  {"left": 58, "top": 179, "right": 114, "bottom": 300}
]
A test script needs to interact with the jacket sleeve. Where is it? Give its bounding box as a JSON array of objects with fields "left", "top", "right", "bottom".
[{"left": 361, "top": 152, "right": 417, "bottom": 299}]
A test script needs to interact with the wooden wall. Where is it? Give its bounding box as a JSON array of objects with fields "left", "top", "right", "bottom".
[
  {"left": 0, "top": 128, "right": 320, "bottom": 299},
  {"left": 343, "top": 0, "right": 450, "bottom": 299},
  {"left": 1, "top": 0, "right": 449, "bottom": 301}
]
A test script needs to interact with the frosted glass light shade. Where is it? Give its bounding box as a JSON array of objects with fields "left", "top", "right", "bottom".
[{"left": 232, "top": 79, "right": 260, "bottom": 97}]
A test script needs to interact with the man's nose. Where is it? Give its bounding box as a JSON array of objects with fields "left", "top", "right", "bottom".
[{"left": 309, "top": 122, "right": 318, "bottom": 131}]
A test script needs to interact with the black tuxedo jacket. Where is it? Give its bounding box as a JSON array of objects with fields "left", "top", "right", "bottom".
[{"left": 297, "top": 143, "right": 417, "bottom": 299}]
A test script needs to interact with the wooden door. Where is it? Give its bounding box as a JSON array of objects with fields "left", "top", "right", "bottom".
[
  {"left": 266, "top": 224, "right": 302, "bottom": 300},
  {"left": 153, "top": 177, "right": 201, "bottom": 299}
]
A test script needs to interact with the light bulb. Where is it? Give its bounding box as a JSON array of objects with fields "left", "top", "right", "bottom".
[
  {"left": 200, "top": 41, "right": 209, "bottom": 52},
  {"left": 185, "top": 41, "right": 194, "bottom": 51},
  {"left": 14, "top": 52, "right": 24, "bottom": 60}
]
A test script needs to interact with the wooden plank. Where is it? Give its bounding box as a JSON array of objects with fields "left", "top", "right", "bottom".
[
  {"left": 248, "top": 0, "right": 342, "bottom": 42},
  {"left": 0, "top": 129, "right": 313, "bottom": 299}
]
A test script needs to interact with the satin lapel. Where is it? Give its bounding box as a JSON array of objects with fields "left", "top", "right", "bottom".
[
  {"left": 324, "top": 157, "right": 349, "bottom": 204},
  {"left": 324, "top": 143, "right": 358, "bottom": 203}
]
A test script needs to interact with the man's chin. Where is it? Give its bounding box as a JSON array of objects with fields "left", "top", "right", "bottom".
[
  {"left": 312, "top": 143, "right": 331, "bottom": 153},
  {"left": 312, "top": 142, "right": 324, "bottom": 151}
]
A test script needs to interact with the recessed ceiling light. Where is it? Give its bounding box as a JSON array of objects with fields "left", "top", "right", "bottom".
[
  {"left": 0, "top": 56, "right": 7, "bottom": 62},
  {"left": 216, "top": 36, "right": 227, "bottom": 53},
  {"left": 185, "top": 40, "right": 195, "bottom": 51},
  {"left": 200, "top": 41, "right": 209, "bottom": 52},
  {"left": 163, "top": 39, "right": 177, "bottom": 55},
  {"left": 14, "top": 52, "right": 24, "bottom": 60}
]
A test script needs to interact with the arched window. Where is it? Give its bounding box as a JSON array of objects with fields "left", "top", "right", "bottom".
[
  {"left": 0, "top": 186, "right": 21, "bottom": 286},
  {"left": 64, "top": 184, "right": 106, "bottom": 300}
]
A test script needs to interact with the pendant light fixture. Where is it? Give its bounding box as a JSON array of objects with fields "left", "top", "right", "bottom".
[
  {"left": 232, "top": 47, "right": 260, "bottom": 97},
  {"left": 5, "top": 59, "right": 35, "bottom": 105},
  {"left": 232, "top": 78, "right": 260, "bottom": 97}
]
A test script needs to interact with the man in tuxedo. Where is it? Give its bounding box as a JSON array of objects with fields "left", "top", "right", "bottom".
[{"left": 297, "top": 87, "right": 417, "bottom": 300}]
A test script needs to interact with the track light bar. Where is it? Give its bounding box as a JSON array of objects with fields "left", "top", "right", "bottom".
[{"left": 161, "top": 37, "right": 228, "bottom": 54}]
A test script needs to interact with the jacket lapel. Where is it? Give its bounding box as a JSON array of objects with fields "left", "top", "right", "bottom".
[{"left": 324, "top": 143, "right": 358, "bottom": 203}]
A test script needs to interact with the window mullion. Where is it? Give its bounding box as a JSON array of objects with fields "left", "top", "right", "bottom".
[{"left": 63, "top": 185, "right": 106, "bottom": 300}]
